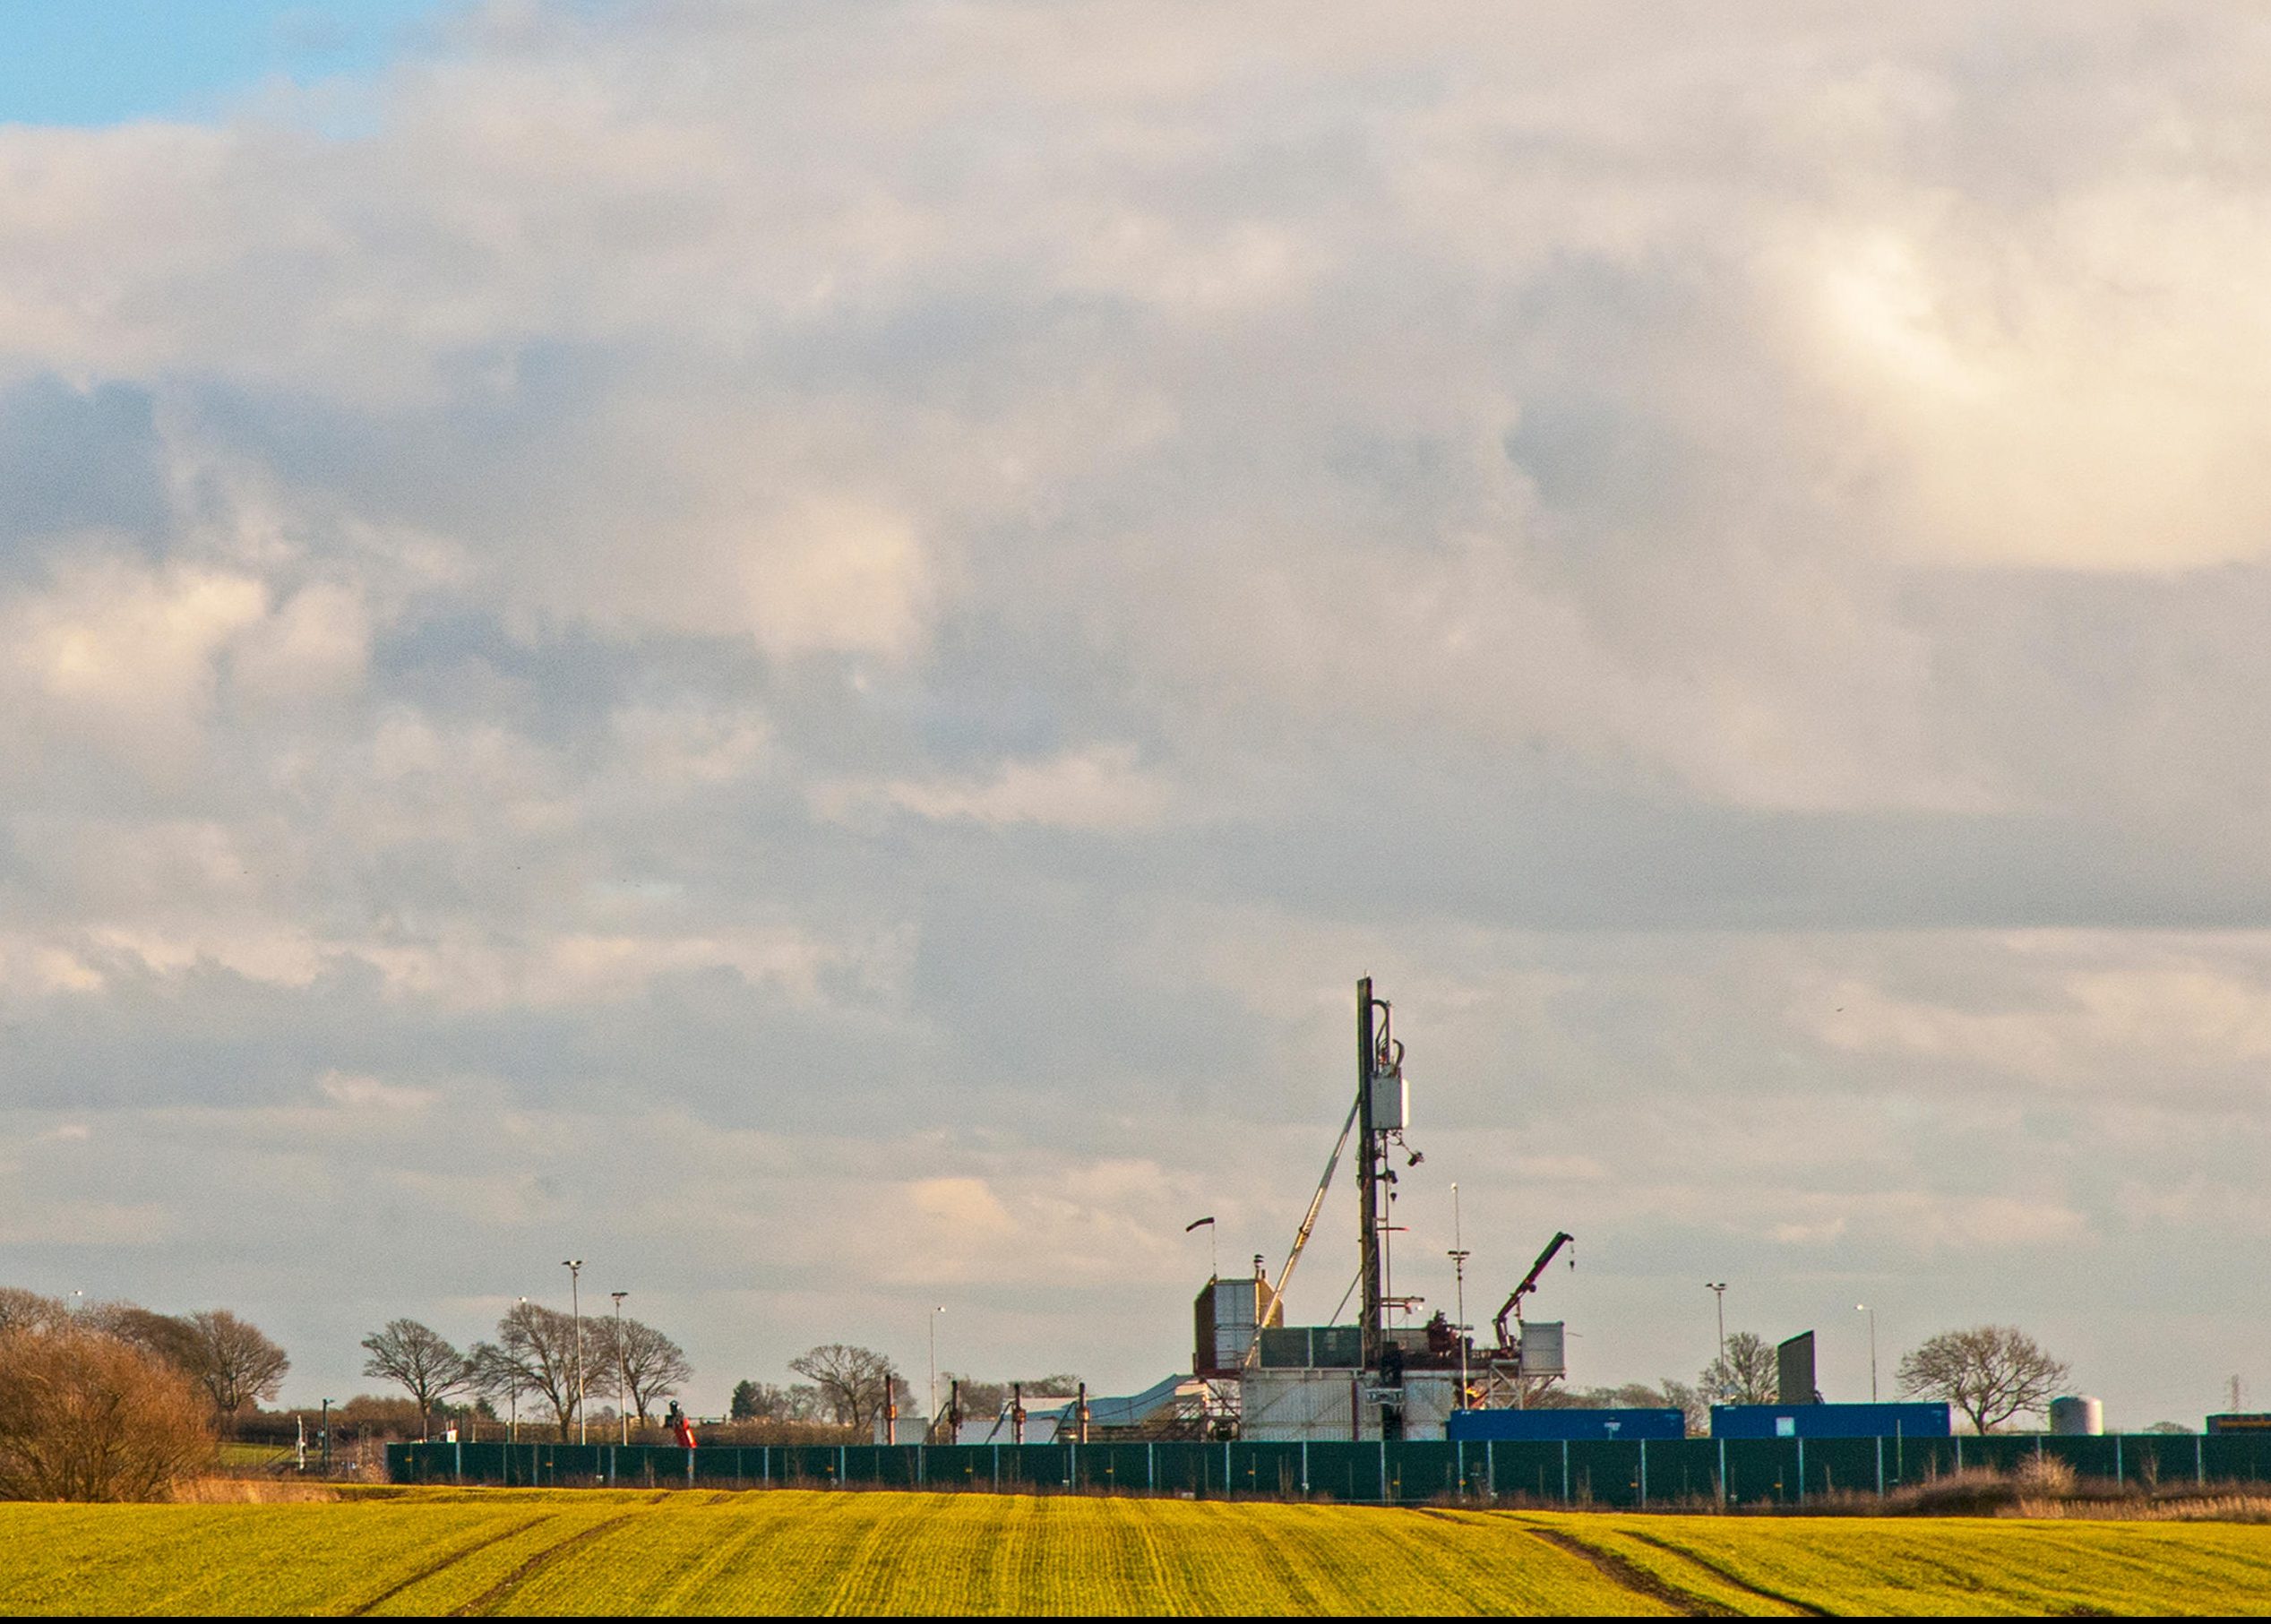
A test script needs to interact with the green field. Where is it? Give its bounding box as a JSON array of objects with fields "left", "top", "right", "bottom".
[{"left": 2, "top": 1488, "right": 2267, "bottom": 1615}]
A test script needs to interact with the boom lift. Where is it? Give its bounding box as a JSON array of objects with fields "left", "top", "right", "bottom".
[{"left": 1492, "top": 1230, "right": 1575, "bottom": 1350}]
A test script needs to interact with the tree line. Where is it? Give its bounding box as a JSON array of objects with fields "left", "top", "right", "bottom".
[
  {"left": 361, "top": 1306, "right": 691, "bottom": 1439},
  {"left": 0, "top": 1288, "right": 288, "bottom": 1419}
]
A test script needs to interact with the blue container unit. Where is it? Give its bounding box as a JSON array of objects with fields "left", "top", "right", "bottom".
[
  {"left": 1447, "top": 1407, "right": 1687, "bottom": 1443},
  {"left": 1710, "top": 1402, "right": 1949, "bottom": 1439}
]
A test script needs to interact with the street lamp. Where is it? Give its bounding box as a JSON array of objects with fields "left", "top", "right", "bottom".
[
  {"left": 510, "top": 1298, "right": 528, "bottom": 1441},
  {"left": 1856, "top": 1303, "right": 1878, "bottom": 1404},
  {"left": 1447, "top": 1182, "right": 1470, "bottom": 1411},
  {"left": 563, "top": 1259, "right": 586, "bottom": 1445},
  {"left": 611, "top": 1292, "right": 629, "bottom": 1444},
  {"left": 928, "top": 1306, "right": 946, "bottom": 1438},
  {"left": 1705, "top": 1283, "right": 1728, "bottom": 1398}
]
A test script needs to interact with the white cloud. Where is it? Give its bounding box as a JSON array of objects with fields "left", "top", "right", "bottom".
[
  {"left": 814, "top": 745, "right": 1172, "bottom": 832},
  {"left": 0, "top": 1, "right": 2267, "bottom": 1422}
]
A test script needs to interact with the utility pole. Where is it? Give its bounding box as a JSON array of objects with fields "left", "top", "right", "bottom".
[
  {"left": 563, "top": 1259, "right": 586, "bottom": 1445},
  {"left": 612, "top": 1292, "right": 630, "bottom": 1443},
  {"left": 1706, "top": 1282, "right": 1728, "bottom": 1398},
  {"left": 320, "top": 1397, "right": 331, "bottom": 1474},
  {"left": 1449, "top": 1181, "right": 1470, "bottom": 1410}
]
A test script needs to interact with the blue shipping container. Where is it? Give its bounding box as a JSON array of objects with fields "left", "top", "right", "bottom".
[
  {"left": 1710, "top": 1402, "right": 1950, "bottom": 1439},
  {"left": 1447, "top": 1407, "right": 1687, "bottom": 1442}
]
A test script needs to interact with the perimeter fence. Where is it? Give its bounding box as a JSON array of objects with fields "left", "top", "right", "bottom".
[{"left": 390, "top": 1431, "right": 2271, "bottom": 1508}]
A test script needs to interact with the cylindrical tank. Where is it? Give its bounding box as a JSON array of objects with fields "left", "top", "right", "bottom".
[{"left": 2049, "top": 1395, "right": 2104, "bottom": 1436}]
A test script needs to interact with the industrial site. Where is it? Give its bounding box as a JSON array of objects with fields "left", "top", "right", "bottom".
[{"left": 391, "top": 977, "right": 2271, "bottom": 1504}]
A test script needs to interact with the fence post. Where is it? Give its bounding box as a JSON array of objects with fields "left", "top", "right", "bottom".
[
  {"left": 1876, "top": 1436, "right": 1884, "bottom": 1498},
  {"left": 1148, "top": 1442, "right": 1156, "bottom": 1492},
  {"left": 1796, "top": 1438, "right": 1805, "bottom": 1506},
  {"left": 994, "top": 1444, "right": 1000, "bottom": 1490},
  {"left": 1378, "top": 1439, "right": 1388, "bottom": 1505},
  {"left": 1561, "top": 1439, "right": 1570, "bottom": 1505},
  {"left": 2114, "top": 1435, "right": 2123, "bottom": 1487},
  {"left": 453, "top": 1439, "right": 462, "bottom": 1485},
  {"left": 918, "top": 1445, "right": 925, "bottom": 1488},
  {"left": 1485, "top": 1439, "right": 1495, "bottom": 1501},
  {"left": 1717, "top": 1437, "right": 1726, "bottom": 1508},
  {"left": 1301, "top": 1439, "right": 1310, "bottom": 1495},
  {"left": 2198, "top": 1435, "right": 2206, "bottom": 1487},
  {"left": 763, "top": 1445, "right": 770, "bottom": 1484}
]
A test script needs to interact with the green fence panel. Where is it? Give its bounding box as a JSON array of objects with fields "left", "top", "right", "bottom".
[{"left": 388, "top": 1432, "right": 2267, "bottom": 1505}]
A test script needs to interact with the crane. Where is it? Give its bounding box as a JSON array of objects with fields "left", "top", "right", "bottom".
[
  {"left": 1492, "top": 1231, "right": 1575, "bottom": 1350},
  {"left": 1243, "top": 1092, "right": 1362, "bottom": 1366}
]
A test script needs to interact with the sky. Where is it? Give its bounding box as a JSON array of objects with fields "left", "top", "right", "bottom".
[{"left": 2, "top": 0, "right": 2268, "bottom": 1428}]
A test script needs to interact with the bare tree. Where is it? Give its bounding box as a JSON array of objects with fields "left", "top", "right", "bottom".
[
  {"left": 598, "top": 1318, "right": 692, "bottom": 1424},
  {"left": 730, "top": 1380, "right": 826, "bottom": 1422},
  {"left": 469, "top": 1340, "right": 536, "bottom": 1434},
  {"left": 1699, "top": 1331, "right": 1778, "bottom": 1405},
  {"left": 82, "top": 1304, "right": 288, "bottom": 1419},
  {"left": 1897, "top": 1325, "right": 2071, "bottom": 1433},
  {"left": 360, "top": 1319, "right": 475, "bottom": 1434},
  {"left": 485, "top": 1302, "right": 606, "bottom": 1439},
  {"left": 0, "top": 1325, "right": 213, "bottom": 1500},
  {"left": 180, "top": 1310, "right": 290, "bottom": 1415},
  {"left": 85, "top": 1303, "right": 202, "bottom": 1374},
  {"left": 788, "top": 1344, "right": 901, "bottom": 1429},
  {"left": 0, "top": 1288, "right": 68, "bottom": 1334}
]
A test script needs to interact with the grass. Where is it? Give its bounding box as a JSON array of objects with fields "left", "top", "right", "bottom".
[{"left": 0, "top": 1488, "right": 2265, "bottom": 1615}]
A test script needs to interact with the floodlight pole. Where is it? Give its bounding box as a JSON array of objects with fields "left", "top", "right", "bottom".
[
  {"left": 1706, "top": 1282, "right": 1728, "bottom": 1398},
  {"left": 563, "top": 1259, "right": 586, "bottom": 1444},
  {"left": 1449, "top": 1181, "right": 1470, "bottom": 1410},
  {"left": 1856, "top": 1303, "right": 1878, "bottom": 1404},
  {"left": 612, "top": 1292, "right": 630, "bottom": 1443},
  {"left": 928, "top": 1306, "right": 945, "bottom": 1438}
]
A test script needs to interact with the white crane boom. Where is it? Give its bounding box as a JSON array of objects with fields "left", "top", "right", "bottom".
[{"left": 1243, "top": 1090, "right": 1363, "bottom": 1367}]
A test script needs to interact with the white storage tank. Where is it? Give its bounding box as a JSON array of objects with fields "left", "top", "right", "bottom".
[{"left": 2049, "top": 1395, "right": 2103, "bottom": 1436}]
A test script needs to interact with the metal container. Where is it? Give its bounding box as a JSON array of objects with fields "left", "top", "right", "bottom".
[
  {"left": 1242, "top": 1370, "right": 1362, "bottom": 1441},
  {"left": 1710, "top": 1402, "right": 1950, "bottom": 1439},
  {"left": 2049, "top": 1396, "right": 2104, "bottom": 1436},
  {"left": 1258, "top": 1325, "right": 1363, "bottom": 1369},
  {"left": 1447, "top": 1407, "right": 1685, "bottom": 1443},
  {"left": 1518, "top": 1321, "right": 1567, "bottom": 1377},
  {"left": 1395, "top": 1374, "right": 1458, "bottom": 1442},
  {"left": 1194, "top": 1276, "right": 1277, "bottom": 1374}
]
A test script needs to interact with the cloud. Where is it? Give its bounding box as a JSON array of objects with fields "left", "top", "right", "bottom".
[
  {"left": 0, "top": 0, "right": 2267, "bottom": 1422},
  {"left": 813, "top": 744, "right": 1172, "bottom": 832}
]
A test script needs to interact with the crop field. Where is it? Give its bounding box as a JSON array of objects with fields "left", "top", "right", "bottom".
[{"left": 0, "top": 1488, "right": 2267, "bottom": 1615}]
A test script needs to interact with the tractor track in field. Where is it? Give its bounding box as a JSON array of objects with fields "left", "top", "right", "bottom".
[
  {"left": 1615, "top": 1531, "right": 1830, "bottom": 1618},
  {"left": 1526, "top": 1526, "right": 1737, "bottom": 1617},
  {"left": 451, "top": 1509, "right": 648, "bottom": 1616},
  {"left": 346, "top": 1515, "right": 557, "bottom": 1617}
]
